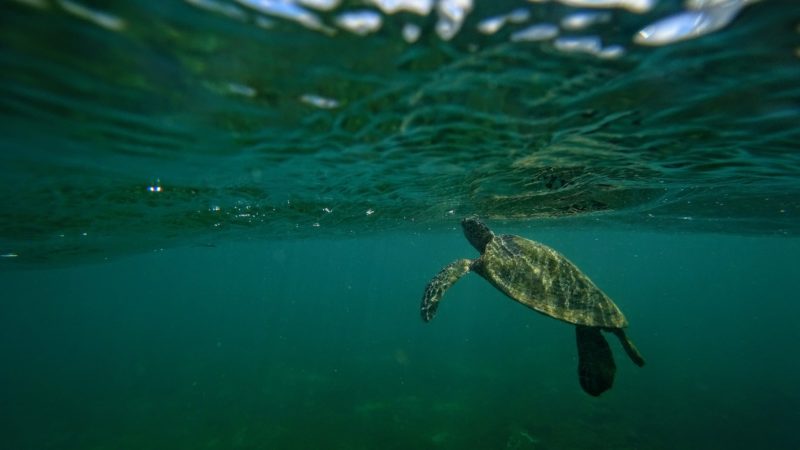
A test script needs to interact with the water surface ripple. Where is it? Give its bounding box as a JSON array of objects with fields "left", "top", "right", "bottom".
[{"left": 1, "top": 0, "right": 799, "bottom": 264}]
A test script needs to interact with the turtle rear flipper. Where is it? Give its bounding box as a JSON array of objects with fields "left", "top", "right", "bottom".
[
  {"left": 421, "top": 259, "right": 472, "bottom": 322},
  {"left": 576, "top": 326, "right": 616, "bottom": 396},
  {"left": 609, "top": 328, "right": 645, "bottom": 367}
]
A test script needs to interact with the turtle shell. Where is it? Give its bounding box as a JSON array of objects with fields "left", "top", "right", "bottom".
[{"left": 473, "top": 234, "right": 628, "bottom": 329}]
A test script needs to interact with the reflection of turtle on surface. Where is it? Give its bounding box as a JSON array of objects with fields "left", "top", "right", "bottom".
[{"left": 421, "top": 217, "right": 645, "bottom": 396}]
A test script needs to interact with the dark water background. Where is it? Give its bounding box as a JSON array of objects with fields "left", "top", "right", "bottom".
[
  {"left": 2, "top": 228, "right": 799, "bottom": 449},
  {"left": 2, "top": 0, "right": 800, "bottom": 448}
]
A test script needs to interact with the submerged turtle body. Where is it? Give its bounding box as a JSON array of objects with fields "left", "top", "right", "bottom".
[{"left": 421, "top": 217, "right": 644, "bottom": 397}]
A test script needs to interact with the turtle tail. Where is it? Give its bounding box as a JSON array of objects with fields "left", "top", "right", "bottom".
[{"left": 420, "top": 259, "right": 472, "bottom": 322}]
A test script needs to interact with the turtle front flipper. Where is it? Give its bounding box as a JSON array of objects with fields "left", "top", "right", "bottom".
[
  {"left": 576, "top": 326, "right": 616, "bottom": 396},
  {"left": 421, "top": 259, "right": 473, "bottom": 322},
  {"left": 609, "top": 328, "right": 645, "bottom": 367}
]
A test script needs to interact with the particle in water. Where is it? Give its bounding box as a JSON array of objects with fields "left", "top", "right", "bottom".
[
  {"left": 597, "top": 44, "right": 625, "bottom": 59},
  {"left": 436, "top": 0, "right": 473, "bottom": 41},
  {"left": 235, "top": 0, "right": 333, "bottom": 34},
  {"left": 226, "top": 82, "right": 257, "bottom": 98},
  {"left": 561, "top": 11, "right": 611, "bottom": 31},
  {"left": 634, "top": 0, "right": 746, "bottom": 46},
  {"left": 335, "top": 10, "right": 383, "bottom": 35},
  {"left": 554, "top": 36, "right": 602, "bottom": 54},
  {"left": 477, "top": 16, "right": 505, "bottom": 35},
  {"left": 555, "top": 0, "right": 655, "bottom": 14},
  {"left": 299, "top": 0, "right": 341, "bottom": 11},
  {"left": 300, "top": 94, "right": 340, "bottom": 109},
  {"left": 510, "top": 23, "right": 558, "bottom": 42},
  {"left": 368, "top": 0, "right": 433, "bottom": 15},
  {"left": 402, "top": 23, "right": 421, "bottom": 43}
]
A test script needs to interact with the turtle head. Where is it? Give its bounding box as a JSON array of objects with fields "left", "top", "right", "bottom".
[{"left": 462, "top": 216, "right": 494, "bottom": 253}]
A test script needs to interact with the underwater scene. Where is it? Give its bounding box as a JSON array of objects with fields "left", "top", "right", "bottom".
[{"left": 1, "top": 0, "right": 799, "bottom": 449}]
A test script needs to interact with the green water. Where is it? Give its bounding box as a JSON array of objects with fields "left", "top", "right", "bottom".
[
  {"left": 1, "top": 0, "right": 800, "bottom": 448},
  {"left": 2, "top": 231, "right": 799, "bottom": 449}
]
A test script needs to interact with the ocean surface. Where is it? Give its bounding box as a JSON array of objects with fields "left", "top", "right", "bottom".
[{"left": 1, "top": 0, "right": 799, "bottom": 449}]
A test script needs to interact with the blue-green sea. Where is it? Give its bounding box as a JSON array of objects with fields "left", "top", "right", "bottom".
[{"left": 1, "top": 0, "right": 799, "bottom": 449}]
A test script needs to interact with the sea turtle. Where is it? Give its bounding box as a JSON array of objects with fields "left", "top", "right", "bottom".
[{"left": 421, "top": 217, "right": 645, "bottom": 396}]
